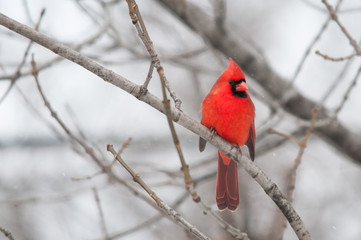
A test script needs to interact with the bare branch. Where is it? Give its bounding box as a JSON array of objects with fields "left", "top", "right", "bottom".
[
  {"left": 126, "top": 0, "right": 182, "bottom": 109},
  {"left": 284, "top": 10, "right": 333, "bottom": 93},
  {"left": 143, "top": 59, "right": 155, "bottom": 89},
  {"left": 29, "top": 53, "right": 192, "bottom": 229},
  {"left": 105, "top": 214, "right": 162, "bottom": 240},
  {"left": 269, "top": 108, "right": 318, "bottom": 239},
  {"left": 92, "top": 187, "right": 109, "bottom": 239},
  {"left": 315, "top": 50, "right": 356, "bottom": 62},
  {"left": 0, "top": 12, "right": 311, "bottom": 239},
  {"left": 70, "top": 171, "right": 104, "bottom": 181},
  {"left": 321, "top": 0, "right": 361, "bottom": 55},
  {"left": 267, "top": 128, "right": 300, "bottom": 144},
  {"left": 0, "top": 8, "right": 45, "bottom": 103},
  {"left": 319, "top": 41, "right": 359, "bottom": 104},
  {"left": 106, "top": 144, "right": 210, "bottom": 240},
  {"left": 0, "top": 14, "right": 110, "bottom": 81},
  {"left": 102, "top": 191, "right": 189, "bottom": 240},
  {"left": 333, "top": 65, "right": 361, "bottom": 116}
]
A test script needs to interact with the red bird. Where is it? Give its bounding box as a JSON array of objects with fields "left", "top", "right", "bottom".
[{"left": 199, "top": 58, "right": 255, "bottom": 211}]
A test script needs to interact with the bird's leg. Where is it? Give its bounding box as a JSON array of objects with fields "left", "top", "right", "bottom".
[{"left": 232, "top": 144, "right": 242, "bottom": 163}]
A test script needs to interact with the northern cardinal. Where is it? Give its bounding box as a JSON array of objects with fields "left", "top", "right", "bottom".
[{"left": 199, "top": 58, "right": 255, "bottom": 211}]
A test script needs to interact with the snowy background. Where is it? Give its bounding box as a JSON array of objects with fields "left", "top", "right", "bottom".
[{"left": 0, "top": 0, "right": 361, "bottom": 239}]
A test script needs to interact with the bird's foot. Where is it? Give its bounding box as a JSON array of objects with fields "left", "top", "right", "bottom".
[{"left": 232, "top": 144, "right": 242, "bottom": 162}]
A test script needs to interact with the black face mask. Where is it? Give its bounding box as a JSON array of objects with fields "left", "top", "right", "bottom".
[{"left": 229, "top": 79, "right": 247, "bottom": 98}]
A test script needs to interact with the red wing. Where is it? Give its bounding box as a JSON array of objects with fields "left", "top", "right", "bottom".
[{"left": 245, "top": 120, "right": 256, "bottom": 161}]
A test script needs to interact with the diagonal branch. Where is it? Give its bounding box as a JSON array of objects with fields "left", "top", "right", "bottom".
[
  {"left": 333, "top": 64, "right": 361, "bottom": 117},
  {"left": 156, "top": 0, "right": 361, "bottom": 163},
  {"left": 0, "top": 12, "right": 310, "bottom": 239},
  {"left": 92, "top": 187, "right": 109, "bottom": 239},
  {"left": 268, "top": 108, "right": 318, "bottom": 239},
  {"left": 107, "top": 144, "right": 210, "bottom": 240},
  {"left": 125, "top": 2, "right": 248, "bottom": 238},
  {"left": 30, "top": 53, "right": 208, "bottom": 238},
  {"left": 321, "top": 0, "right": 361, "bottom": 55},
  {"left": 0, "top": 8, "right": 45, "bottom": 104},
  {"left": 126, "top": 0, "right": 182, "bottom": 109}
]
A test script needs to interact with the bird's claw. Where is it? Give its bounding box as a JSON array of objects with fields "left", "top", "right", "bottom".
[{"left": 232, "top": 145, "right": 242, "bottom": 161}]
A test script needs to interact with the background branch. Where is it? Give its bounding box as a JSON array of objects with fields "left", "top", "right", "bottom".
[
  {"left": 29, "top": 52, "right": 206, "bottom": 238},
  {"left": 2, "top": 1, "right": 361, "bottom": 239},
  {"left": 321, "top": 0, "right": 361, "bottom": 55},
  {"left": 0, "top": 12, "right": 310, "bottom": 239},
  {"left": 107, "top": 144, "right": 210, "bottom": 240},
  {"left": 156, "top": 0, "right": 361, "bottom": 163},
  {"left": 269, "top": 108, "right": 318, "bottom": 239}
]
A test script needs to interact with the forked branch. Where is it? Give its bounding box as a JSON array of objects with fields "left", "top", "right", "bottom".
[{"left": 0, "top": 12, "right": 310, "bottom": 240}]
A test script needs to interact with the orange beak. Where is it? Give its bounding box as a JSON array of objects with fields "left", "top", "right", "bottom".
[{"left": 236, "top": 81, "right": 248, "bottom": 92}]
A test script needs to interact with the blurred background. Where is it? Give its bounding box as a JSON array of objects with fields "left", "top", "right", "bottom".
[{"left": 0, "top": 0, "right": 361, "bottom": 239}]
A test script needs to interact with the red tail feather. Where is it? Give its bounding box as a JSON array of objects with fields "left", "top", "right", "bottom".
[{"left": 216, "top": 151, "right": 239, "bottom": 211}]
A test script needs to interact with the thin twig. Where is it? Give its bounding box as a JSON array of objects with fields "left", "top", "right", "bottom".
[
  {"left": 319, "top": 58, "right": 361, "bottom": 122},
  {"left": 71, "top": 171, "right": 104, "bottom": 181},
  {"left": 126, "top": 0, "right": 182, "bottom": 109},
  {"left": 22, "top": 0, "right": 34, "bottom": 25},
  {"left": 321, "top": 0, "right": 361, "bottom": 55},
  {"left": 93, "top": 187, "right": 109, "bottom": 239},
  {"left": 143, "top": 60, "right": 155, "bottom": 89},
  {"left": 319, "top": 42, "right": 358, "bottom": 104},
  {"left": 315, "top": 50, "right": 356, "bottom": 62},
  {"left": 30, "top": 54, "right": 194, "bottom": 230},
  {"left": 106, "top": 144, "right": 210, "bottom": 240},
  {"left": 333, "top": 65, "right": 361, "bottom": 116},
  {"left": 268, "top": 108, "right": 318, "bottom": 240},
  {"left": 0, "top": 8, "right": 45, "bottom": 104},
  {"left": 288, "top": 109, "right": 318, "bottom": 202},
  {"left": 287, "top": 13, "right": 332, "bottom": 87},
  {"left": 106, "top": 214, "right": 163, "bottom": 240},
  {"left": 267, "top": 128, "right": 300, "bottom": 144},
  {"left": 107, "top": 137, "right": 133, "bottom": 167},
  {"left": 13, "top": 84, "right": 64, "bottom": 140},
  {"left": 101, "top": 189, "right": 189, "bottom": 240},
  {"left": 0, "top": 13, "right": 110, "bottom": 81},
  {"left": 281, "top": 0, "right": 342, "bottom": 103}
]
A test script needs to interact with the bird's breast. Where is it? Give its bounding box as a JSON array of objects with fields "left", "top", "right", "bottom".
[{"left": 201, "top": 93, "right": 255, "bottom": 146}]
